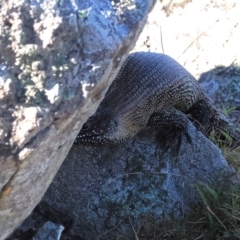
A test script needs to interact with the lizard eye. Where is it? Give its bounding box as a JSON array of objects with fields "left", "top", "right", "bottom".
[{"left": 82, "top": 122, "right": 90, "bottom": 130}]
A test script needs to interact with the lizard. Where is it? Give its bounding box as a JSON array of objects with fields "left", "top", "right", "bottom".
[{"left": 75, "top": 52, "right": 239, "bottom": 149}]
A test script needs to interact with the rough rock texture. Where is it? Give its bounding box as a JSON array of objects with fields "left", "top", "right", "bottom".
[
  {"left": 198, "top": 65, "right": 240, "bottom": 126},
  {"left": 0, "top": 0, "right": 156, "bottom": 238},
  {"left": 9, "top": 123, "right": 235, "bottom": 240},
  {"left": 3, "top": 0, "right": 240, "bottom": 239}
]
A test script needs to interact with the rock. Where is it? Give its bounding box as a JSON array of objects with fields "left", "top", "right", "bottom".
[
  {"left": 198, "top": 65, "right": 240, "bottom": 126},
  {"left": 8, "top": 123, "right": 235, "bottom": 240},
  {"left": 32, "top": 222, "right": 64, "bottom": 240},
  {"left": 0, "top": 0, "right": 156, "bottom": 238}
]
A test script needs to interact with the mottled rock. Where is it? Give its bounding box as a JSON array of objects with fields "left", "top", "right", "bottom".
[
  {"left": 0, "top": 0, "right": 156, "bottom": 238},
  {"left": 199, "top": 65, "right": 240, "bottom": 126},
  {"left": 9, "top": 123, "right": 235, "bottom": 240}
]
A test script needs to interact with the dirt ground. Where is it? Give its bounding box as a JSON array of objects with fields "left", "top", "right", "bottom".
[{"left": 134, "top": 0, "right": 240, "bottom": 79}]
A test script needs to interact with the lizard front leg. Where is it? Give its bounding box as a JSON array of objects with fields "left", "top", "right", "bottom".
[{"left": 147, "top": 108, "right": 192, "bottom": 153}]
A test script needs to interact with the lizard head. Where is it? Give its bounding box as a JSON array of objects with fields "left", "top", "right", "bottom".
[{"left": 75, "top": 110, "right": 118, "bottom": 146}]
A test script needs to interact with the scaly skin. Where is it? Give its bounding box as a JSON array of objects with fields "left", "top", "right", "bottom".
[{"left": 76, "top": 52, "right": 239, "bottom": 148}]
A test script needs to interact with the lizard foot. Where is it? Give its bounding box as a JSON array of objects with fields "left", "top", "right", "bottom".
[
  {"left": 147, "top": 109, "right": 192, "bottom": 154},
  {"left": 156, "top": 124, "right": 192, "bottom": 154},
  {"left": 155, "top": 127, "right": 179, "bottom": 151}
]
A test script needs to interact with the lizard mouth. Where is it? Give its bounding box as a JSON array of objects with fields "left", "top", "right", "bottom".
[
  {"left": 76, "top": 119, "right": 118, "bottom": 146},
  {"left": 76, "top": 132, "right": 116, "bottom": 146},
  {"left": 76, "top": 133, "right": 106, "bottom": 145},
  {"left": 77, "top": 126, "right": 106, "bottom": 144}
]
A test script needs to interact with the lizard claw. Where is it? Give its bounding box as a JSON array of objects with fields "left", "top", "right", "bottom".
[
  {"left": 155, "top": 123, "right": 192, "bottom": 155},
  {"left": 148, "top": 109, "right": 193, "bottom": 154}
]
